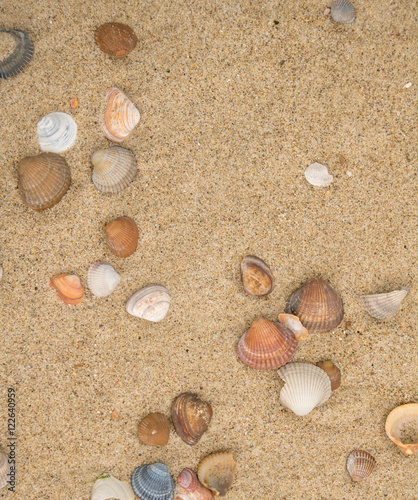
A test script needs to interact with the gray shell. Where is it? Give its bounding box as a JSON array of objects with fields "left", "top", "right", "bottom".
[
  {"left": 131, "top": 463, "right": 175, "bottom": 500},
  {"left": 331, "top": 0, "right": 356, "bottom": 24},
  {"left": 0, "top": 28, "right": 34, "bottom": 79}
]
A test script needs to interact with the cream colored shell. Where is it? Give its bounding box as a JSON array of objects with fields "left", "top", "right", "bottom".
[
  {"left": 359, "top": 289, "right": 408, "bottom": 319},
  {"left": 87, "top": 261, "right": 121, "bottom": 298},
  {"left": 102, "top": 87, "right": 140, "bottom": 142},
  {"left": 91, "top": 473, "right": 135, "bottom": 500},
  {"left": 126, "top": 285, "right": 171, "bottom": 322}
]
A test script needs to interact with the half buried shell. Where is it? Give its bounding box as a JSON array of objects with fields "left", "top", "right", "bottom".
[
  {"left": 91, "top": 146, "right": 137, "bottom": 193},
  {"left": 50, "top": 274, "right": 84, "bottom": 305},
  {"left": 37, "top": 112, "right": 77, "bottom": 153},
  {"left": 240, "top": 255, "right": 274, "bottom": 295},
  {"left": 346, "top": 450, "right": 376, "bottom": 481},
  {"left": 103, "top": 87, "right": 140, "bottom": 142},
  {"left": 87, "top": 261, "right": 120, "bottom": 298},
  {"left": 316, "top": 360, "right": 341, "bottom": 391},
  {"left": 105, "top": 216, "right": 139, "bottom": 258},
  {"left": 95, "top": 22, "right": 137, "bottom": 58},
  {"left": 126, "top": 284, "right": 171, "bottom": 322},
  {"left": 171, "top": 393, "right": 213, "bottom": 446},
  {"left": 359, "top": 289, "right": 408, "bottom": 320},
  {"left": 0, "top": 28, "right": 34, "bottom": 79},
  {"left": 197, "top": 452, "right": 236, "bottom": 497},
  {"left": 385, "top": 403, "right": 418, "bottom": 455},
  {"left": 131, "top": 463, "right": 175, "bottom": 500}
]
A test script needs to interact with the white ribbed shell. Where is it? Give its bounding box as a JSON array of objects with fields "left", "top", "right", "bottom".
[
  {"left": 126, "top": 285, "right": 171, "bottom": 322},
  {"left": 87, "top": 261, "right": 121, "bottom": 298},
  {"left": 91, "top": 146, "right": 137, "bottom": 193},
  {"left": 91, "top": 474, "right": 135, "bottom": 500},
  {"left": 37, "top": 112, "right": 77, "bottom": 153},
  {"left": 304, "top": 163, "right": 333, "bottom": 187},
  {"left": 359, "top": 289, "right": 408, "bottom": 319},
  {"left": 331, "top": 0, "right": 356, "bottom": 24}
]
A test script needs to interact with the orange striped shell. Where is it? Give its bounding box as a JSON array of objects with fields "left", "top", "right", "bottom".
[{"left": 49, "top": 274, "right": 84, "bottom": 305}]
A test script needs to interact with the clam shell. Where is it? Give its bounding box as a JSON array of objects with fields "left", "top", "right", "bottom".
[
  {"left": 95, "top": 22, "right": 137, "bottom": 58},
  {"left": 171, "top": 393, "right": 213, "bottom": 446},
  {"left": 385, "top": 403, "right": 418, "bottom": 455},
  {"left": 278, "top": 362, "right": 332, "bottom": 416},
  {"left": 347, "top": 451, "right": 376, "bottom": 481},
  {"left": 103, "top": 87, "right": 140, "bottom": 142},
  {"left": 49, "top": 274, "right": 84, "bottom": 305},
  {"left": 0, "top": 452, "right": 10, "bottom": 489},
  {"left": 126, "top": 285, "right": 171, "bottom": 322},
  {"left": 17, "top": 153, "right": 71, "bottom": 211},
  {"left": 237, "top": 317, "right": 298, "bottom": 370},
  {"left": 304, "top": 163, "right": 333, "bottom": 187},
  {"left": 175, "top": 468, "right": 214, "bottom": 500},
  {"left": 87, "top": 261, "right": 120, "bottom": 298},
  {"left": 0, "top": 28, "right": 34, "bottom": 79},
  {"left": 137, "top": 413, "right": 170, "bottom": 446},
  {"left": 197, "top": 452, "right": 236, "bottom": 497},
  {"left": 91, "top": 473, "right": 135, "bottom": 500},
  {"left": 131, "top": 463, "right": 175, "bottom": 500},
  {"left": 359, "top": 289, "right": 408, "bottom": 320},
  {"left": 105, "top": 216, "right": 139, "bottom": 258},
  {"left": 91, "top": 146, "right": 137, "bottom": 193},
  {"left": 316, "top": 360, "right": 341, "bottom": 391},
  {"left": 37, "top": 112, "right": 77, "bottom": 153},
  {"left": 278, "top": 313, "right": 308, "bottom": 340},
  {"left": 240, "top": 255, "right": 274, "bottom": 295},
  {"left": 331, "top": 0, "right": 356, "bottom": 24},
  {"left": 285, "top": 278, "right": 344, "bottom": 333}
]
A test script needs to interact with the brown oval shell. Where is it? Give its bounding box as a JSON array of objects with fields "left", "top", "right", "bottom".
[
  {"left": 285, "top": 278, "right": 344, "bottom": 333},
  {"left": 137, "top": 412, "right": 170, "bottom": 446},
  {"left": 240, "top": 255, "right": 274, "bottom": 295},
  {"left": 105, "top": 216, "right": 139, "bottom": 258},
  {"left": 17, "top": 153, "right": 71, "bottom": 211},
  {"left": 49, "top": 274, "right": 84, "bottom": 305},
  {"left": 197, "top": 451, "right": 236, "bottom": 497},
  {"left": 94, "top": 22, "right": 137, "bottom": 58},
  {"left": 385, "top": 403, "right": 418, "bottom": 455},
  {"left": 317, "top": 360, "right": 341, "bottom": 391},
  {"left": 347, "top": 450, "right": 376, "bottom": 481},
  {"left": 171, "top": 393, "right": 213, "bottom": 446},
  {"left": 237, "top": 317, "right": 298, "bottom": 370}
]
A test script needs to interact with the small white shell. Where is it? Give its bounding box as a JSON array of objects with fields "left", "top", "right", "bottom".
[
  {"left": 87, "top": 261, "right": 121, "bottom": 298},
  {"left": 91, "top": 474, "right": 135, "bottom": 500},
  {"left": 331, "top": 0, "right": 356, "bottom": 24},
  {"left": 126, "top": 285, "right": 171, "bottom": 322},
  {"left": 0, "top": 452, "right": 10, "bottom": 489},
  {"left": 278, "top": 362, "right": 331, "bottom": 416},
  {"left": 37, "top": 112, "right": 77, "bottom": 153},
  {"left": 304, "top": 163, "right": 334, "bottom": 187},
  {"left": 359, "top": 289, "right": 408, "bottom": 319}
]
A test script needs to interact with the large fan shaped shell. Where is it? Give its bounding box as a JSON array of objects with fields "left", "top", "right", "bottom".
[
  {"left": 103, "top": 87, "right": 140, "bottom": 142},
  {"left": 37, "top": 112, "right": 77, "bottom": 153},
  {"left": 359, "top": 289, "right": 408, "bottom": 320},
  {"left": 91, "top": 146, "right": 137, "bottom": 193},
  {"left": 0, "top": 28, "right": 34, "bottom": 79}
]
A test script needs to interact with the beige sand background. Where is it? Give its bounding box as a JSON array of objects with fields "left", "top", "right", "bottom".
[{"left": 1, "top": 0, "right": 417, "bottom": 498}]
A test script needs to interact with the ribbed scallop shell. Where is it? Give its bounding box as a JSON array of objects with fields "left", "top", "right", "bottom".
[
  {"left": 197, "top": 452, "right": 236, "bottom": 497},
  {"left": 385, "top": 403, "right": 418, "bottom": 455},
  {"left": 240, "top": 255, "right": 274, "bottom": 296},
  {"left": 137, "top": 413, "right": 170, "bottom": 446},
  {"left": 171, "top": 393, "right": 213, "bottom": 446},
  {"left": 50, "top": 274, "right": 84, "bottom": 305},
  {"left": 37, "top": 112, "right": 77, "bottom": 153},
  {"left": 359, "top": 289, "right": 408, "bottom": 320},
  {"left": 285, "top": 278, "right": 344, "bottom": 333},
  {"left": 317, "top": 360, "right": 341, "bottom": 391},
  {"left": 95, "top": 22, "right": 138, "bottom": 58},
  {"left": 91, "top": 146, "right": 137, "bottom": 193},
  {"left": 87, "top": 261, "right": 120, "bottom": 298},
  {"left": 278, "top": 362, "right": 332, "bottom": 416},
  {"left": 304, "top": 163, "right": 333, "bottom": 187},
  {"left": 176, "top": 468, "right": 214, "bottom": 500},
  {"left": 0, "top": 452, "right": 10, "bottom": 489},
  {"left": 331, "top": 0, "right": 356, "bottom": 23},
  {"left": 17, "top": 153, "right": 71, "bottom": 211},
  {"left": 347, "top": 451, "right": 376, "bottom": 481},
  {"left": 103, "top": 87, "right": 140, "bottom": 142},
  {"left": 131, "top": 463, "right": 175, "bottom": 500},
  {"left": 91, "top": 474, "right": 135, "bottom": 500},
  {"left": 126, "top": 285, "right": 171, "bottom": 322},
  {"left": 106, "top": 216, "right": 139, "bottom": 258},
  {"left": 278, "top": 313, "right": 308, "bottom": 340},
  {"left": 237, "top": 318, "right": 298, "bottom": 370},
  {"left": 0, "top": 28, "right": 34, "bottom": 79}
]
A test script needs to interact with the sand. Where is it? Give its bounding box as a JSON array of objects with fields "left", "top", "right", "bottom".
[{"left": 0, "top": 0, "right": 417, "bottom": 498}]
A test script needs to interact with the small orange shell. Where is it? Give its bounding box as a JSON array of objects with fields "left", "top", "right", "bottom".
[
  {"left": 278, "top": 313, "right": 309, "bottom": 340},
  {"left": 103, "top": 87, "right": 140, "bottom": 142},
  {"left": 347, "top": 450, "right": 376, "bottom": 481},
  {"left": 69, "top": 97, "right": 78, "bottom": 109},
  {"left": 94, "top": 22, "right": 137, "bottom": 58},
  {"left": 240, "top": 255, "right": 274, "bottom": 296},
  {"left": 385, "top": 403, "right": 418, "bottom": 455},
  {"left": 171, "top": 393, "right": 213, "bottom": 446},
  {"left": 197, "top": 452, "right": 236, "bottom": 497},
  {"left": 49, "top": 274, "right": 84, "bottom": 305},
  {"left": 105, "top": 216, "right": 139, "bottom": 258},
  {"left": 316, "top": 360, "right": 341, "bottom": 391},
  {"left": 137, "top": 412, "right": 170, "bottom": 446}
]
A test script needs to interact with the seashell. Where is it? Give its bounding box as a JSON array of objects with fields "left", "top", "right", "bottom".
[
  {"left": 137, "top": 413, "right": 170, "bottom": 446},
  {"left": 103, "top": 87, "right": 140, "bottom": 142},
  {"left": 278, "top": 313, "right": 308, "bottom": 340},
  {"left": 240, "top": 255, "right": 274, "bottom": 296},
  {"left": 346, "top": 451, "right": 376, "bottom": 481},
  {"left": 95, "top": 22, "right": 138, "bottom": 58},
  {"left": 0, "top": 452, "right": 10, "bottom": 489},
  {"left": 237, "top": 317, "right": 298, "bottom": 370},
  {"left": 50, "top": 274, "right": 84, "bottom": 305},
  {"left": 316, "top": 360, "right": 341, "bottom": 391},
  {"left": 197, "top": 452, "right": 236, "bottom": 497},
  {"left": 171, "top": 393, "right": 213, "bottom": 446},
  {"left": 126, "top": 285, "right": 170, "bottom": 322},
  {"left": 0, "top": 265, "right": 2, "bottom": 281},
  {"left": 175, "top": 468, "right": 214, "bottom": 500},
  {"left": 69, "top": 97, "right": 78, "bottom": 109},
  {"left": 385, "top": 403, "right": 418, "bottom": 455},
  {"left": 285, "top": 278, "right": 344, "bottom": 333},
  {"left": 304, "top": 163, "right": 334, "bottom": 187},
  {"left": 0, "top": 28, "right": 34, "bottom": 79},
  {"left": 359, "top": 289, "right": 408, "bottom": 320},
  {"left": 91, "top": 146, "right": 137, "bottom": 193},
  {"left": 87, "top": 261, "right": 120, "bottom": 298},
  {"left": 105, "top": 216, "right": 139, "bottom": 258},
  {"left": 278, "top": 362, "right": 332, "bottom": 416},
  {"left": 91, "top": 473, "right": 135, "bottom": 500},
  {"left": 331, "top": 0, "right": 356, "bottom": 24},
  {"left": 131, "top": 463, "right": 175, "bottom": 500},
  {"left": 17, "top": 153, "right": 71, "bottom": 211},
  {"left": 37, "top": 112, "right": 77, "bottom": 153}
]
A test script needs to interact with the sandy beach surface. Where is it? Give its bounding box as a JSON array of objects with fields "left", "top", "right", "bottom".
[{"left": 1, "top": 0, "right": 417, "bottom": 498}]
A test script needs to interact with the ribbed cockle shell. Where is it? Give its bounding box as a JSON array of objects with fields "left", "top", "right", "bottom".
[
  {"left": 95, "top": 22, "right": 138, "bottom": 58},
  {"left": 126, "top": 285, "right": 171, "bottom": 322},
  {"left": 0, "top": 452, "right": 10, "bottom": 489},
  {"left": 316, "top": 360, "right": 341, "bottom": 391},
  {"left": 175, "top": 468, "right": 214, "bottom": 500},
  {"left": 105, "top": 216, "right": 139, "bottom": 258},
  {"left": 131, "top": 463, "right": 175, "bottom": 500},
  {"left": 50, "top": 274, "right": 84, "bottom": 305},
  {"left": 92, "top": 146, "right": 137, "bottom": 193},
  {"left": 385, "top": 403, "right": 418, "bottom": 455},
  {"left": 359, "top": 289, "right": 408, "bottom": 320},
  {"left": 103, "top": 87, "right": 140, "bottom": 142},
  {"left": 137, "top": 413, "right": 170, "bottom": 446},
  {"left": 87, "top": 261, "right": 120, "bottom": 298},
  {"left": 347, "top": 451, "right": 376, "bottom": 481},
  {"left": 331, "top": 0, "right": 356, "bottom": 24},
  {"left": 0, "top": 28, "right": 34, "bottom": 79},
  {"left": 240, "top": 255, "right": 274, "bottom": 296},
  {"left": 91, "top": 473, "right": 135, "bottom": 500},
  {"left": 278, "top": 313, "right": 308, "bottom": 340},
  {"left": 37, "top": 112, "right": 77, "bottom": 153},
  {"left": 171, "top": 393, "right": 213, "bottom": 446},
  {"left": 197, "top": 452, "right": 236, "bottom": 497}
]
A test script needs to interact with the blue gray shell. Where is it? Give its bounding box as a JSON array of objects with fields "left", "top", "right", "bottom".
[
  {"left": 131, "top": 463, "right": 175, "bottom": 500},
  {"left": 0, "top": 29, "right": 34, "bottom": 79},
  {"left": 331, "top": 0, "right": 356, "bottom": 24}
]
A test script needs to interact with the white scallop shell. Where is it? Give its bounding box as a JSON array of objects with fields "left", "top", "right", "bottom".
[
  {"left": 331, "top": 0, "right": 356, "bottom": 24},
  {"left": 126, "top": 285, "right": 171, "bottom": 322},
  {"left": 0, "top": 452, "right": 10, "bottom": 489},
  {"left": 278, "top": 362, "right": 331, "bottom": 416},
  {"left": 91, "top": 474, "right": 135, "bottom": 500},
  {"left": 37, "top": 112, "right": 77, "bottom": 153},
  {"left": 87, "top": 261, "right": 121, "bottom": 298},
  {"left": 359, "top": 289, "right": 408, "bottom": 319},
  {"left": 304, "top": 163, "right": 334, "bottom": 187}
]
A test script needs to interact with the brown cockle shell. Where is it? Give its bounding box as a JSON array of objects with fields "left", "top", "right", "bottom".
[
  {"left": 94, "top": 22, "right": 137, "bottom": 58},
  {"left": 285, "top": 278, "right": 344, "bottom": 333},
  {"left": 237, "top": 317, "right": 298, "bottom": 370},
  {"left": 171, "top": 393, "right": 213, "bottom": 446},
  {"left": 137, "top": 412, "right": 170, "bottom": 446},
  {"left": 240, "top": 255, "right": 274, "bottom": 295},
  {"left": 49, "top": 274, "right": 84, "bottom": 305},
  {"left": 346, "top": 450, "right": 376, "bottom": 481},
  {"left": 385, "top": 403, "right": 418, "bottom": 455},
  {"left": 175, "top": 468, "right": 214, "bottom": 500},
  {"left": 278, "top": 313, "right": 309, "bottom": 340},
  {"left": 103, "top": 87, "right": 140, "bottom": 142},
  {"left": 317, "top": 360, "right": 341, "bottom": 391},
  {"left": 197, "top": 452, "right": 236, "bottom": 497},
  {"left": 17, "top": 153, "right": 71, "bottom": 211},
  {"left": 105, "top": 216, "right": 139, "bottom": 258}
]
